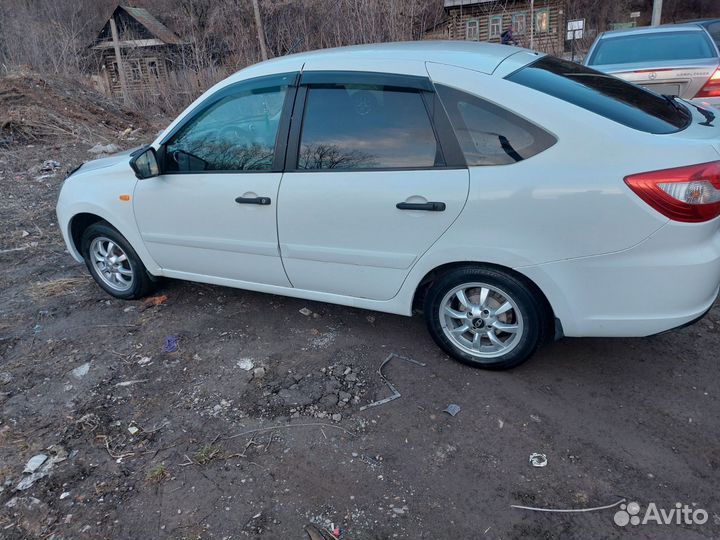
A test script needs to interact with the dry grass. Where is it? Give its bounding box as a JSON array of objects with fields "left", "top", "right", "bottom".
[
  {"left": 145, "top": 463, "right": 168, "bottom": 484},
  {"left": 28, "top": 277, "right": 88, "bottom": 299},
  {"left": 193, "top": 444, "right": 224, "bottom": 465}
]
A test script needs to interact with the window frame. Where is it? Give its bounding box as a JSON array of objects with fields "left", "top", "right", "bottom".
[
  {"left": 284, "top": 71, "right": 466, "bottom": 173},
  {"left": 512, "top": 12, "right": 527, "bottom": 35},
  {"left": 466, "top": 18, "right": 480, "bottom": 41},
  {"left": 489, "top": 15, "right": 503, "bottom": 38},
  {"left": 534, "top": 8, "right": 550, "bottom": 34},
  {"left": 129, "top": 59, "right": 143, "bottom": 82},
  {"left": 157, "top": 72, "right": 300, "bottom": 174},
  {"left": 146, "top": 58, "right": 160, "bottom": 79}
]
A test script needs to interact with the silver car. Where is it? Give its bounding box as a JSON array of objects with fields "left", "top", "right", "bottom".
[{"left": 585, "top": 24, "right": 720, "bottom": 109}]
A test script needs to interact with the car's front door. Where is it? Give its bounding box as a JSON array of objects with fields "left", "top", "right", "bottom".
[
  {"left": 134, "top": 73, "right": 297, "bottom": 286},
  {"left": 277, "top": 72, "right": 470, "bottom": 301}
]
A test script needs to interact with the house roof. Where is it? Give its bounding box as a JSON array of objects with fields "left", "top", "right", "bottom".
[{"left": 118, "top": 6, "right": 184, "bottom": 45}]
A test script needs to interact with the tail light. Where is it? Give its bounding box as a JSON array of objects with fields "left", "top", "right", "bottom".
[
  {"left": 695, "top": 68, "right": 720, "bottom": 98},
  {"left": 624, "top": 161, "right": 720, "bottom": 222}
]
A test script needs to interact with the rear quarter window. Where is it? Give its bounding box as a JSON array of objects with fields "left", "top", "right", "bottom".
[
  {"left": 436, "top": 84, "right": 556, "bottom": 166},
  {"left": 506, "top": 56, "right": 692, "bottom": 134}
]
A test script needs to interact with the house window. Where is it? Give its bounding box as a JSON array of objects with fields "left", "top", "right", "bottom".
[
  {"left": 513, "top": 12, "right": 527, "bottom": 35},
  {"left": 146, "top": 59, "right": 160, "bottom": 79},
  {"left": 489, "top": 15, "right": 503, "bottom": 38},
  {"left": 466, "top": 19, "right": 480, "bottom": 41},
  {"left": 129, "top": 59, "right": 142, "bottom": 81},
  {"left": 535, "top": 8, "right": 550, "bottom": 33}
]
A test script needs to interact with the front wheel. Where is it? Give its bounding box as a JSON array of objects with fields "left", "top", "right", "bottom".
[
  {"left": 424, "top": 266, "right": 545, "bottom": 370},
  {"left": 81, "top": 222, "right": 156, "bottom": 300}
]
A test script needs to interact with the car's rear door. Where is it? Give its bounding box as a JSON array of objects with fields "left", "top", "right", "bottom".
[{"left": 276, "top": 71, "right": 469, "bottom": 301}]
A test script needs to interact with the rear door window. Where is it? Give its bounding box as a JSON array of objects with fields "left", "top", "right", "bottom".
[
  {"left": 297, "top": 85, "right": 443, "bottom": 169},
  {"left": 587, "top": 30, "right": 716, "bottom": 65},
  {"left": 436, "top": 84, "right": 556, "bottom": 165},
  {"left": 506, "top": 56, "right": 692, "bottom": 134}
]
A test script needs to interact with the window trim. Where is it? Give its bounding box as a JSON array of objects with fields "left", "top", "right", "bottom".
[
  {"left": 512, "top": 12, "right": 527, "bottom": 35},
  {"left": 489, "top": 15, "right": 503, "bottom": 38},
  {"left": 146, "top": 58, "right": 160, "bottom": 79},
  {"left": 129, "top": 59, "right": 143, "bottom": 81},
  {"left": 534, "top": 8, "right": 550, "bottom": 34},
  {"left": 466, "top": 18, "right": 480, "bottom": 41},
  {"left": 283, "top": 71, "right": 466, "bottom": 173},
  {"left": 157, "top": 72, "right": 300, "bottom": 174}
]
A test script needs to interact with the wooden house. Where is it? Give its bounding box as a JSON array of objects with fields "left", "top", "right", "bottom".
[
  {"left": 426, "top": 0, "right": 566, "bottom": 55},
  {"left": 91, "top": 5, "right": 186, "bottom": 100}
]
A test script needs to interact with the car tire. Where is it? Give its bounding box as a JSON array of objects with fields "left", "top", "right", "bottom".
[
  {"left": 424, "top": 266, "right": 544, "bottom": 370},
  {"left": 80, "top": 222, "right": 157, "bottom": 300}
]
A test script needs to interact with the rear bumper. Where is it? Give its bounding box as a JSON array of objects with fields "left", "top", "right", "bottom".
[{"left": 519, "top": 221, "right": 720, "bottom": 337}]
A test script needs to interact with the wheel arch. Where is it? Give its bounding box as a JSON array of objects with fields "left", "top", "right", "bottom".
[
  {"left": 412, "top": 261, "right": 558, "bottom": 339},
  {"left": 69, "top": 212, "right": 106, "bottom": 258},
  {"left": 65, "top": 211, "right": 161, "bottom": 277}
]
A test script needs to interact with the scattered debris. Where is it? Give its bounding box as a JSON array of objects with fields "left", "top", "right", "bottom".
[
  {"left": 530, "top": 414, "right": 541, "bottom": 423},
  {"left": 529, "top": 453, "right": 548, "bottom": 468},
  {"left": 142, "top": 294, "right": 168, "bottom": 308},
  {"left": 137, "top": 356, "right": 152, "bottom": 366},
  {"left": 237, "top": 358, "right": 254, "bottom": 371},
  {"left": 40, "top": 159, "right": 61, "bottom": 172},
  {"left": 22, "top": 454, "right": 48, "bottom": 474},
  {"left": 70, "top": 362, "right": 90, "bottom": 379},
  {"left": 59, "top": 491, "right": 70, "bottom": 500},
  {"left": 511, "top": 497, "right": 627, "bottom": 513},
  {"left": 304, "top": 522, "right": 337, "bottom": 540},
  {"left": 253, "top": 367, "right": 266, "bottom": 379},
  {"left": 127, "top": 425, "right": 140, "bottom": 436},
  {"left": 359, "top": 353, "right": 426, "bottom": 411},
  {"left": 16, "top": 445, "right": 68, "bottom": 490},
  {"left": 162, "top": 335, "right": 178, "bottom": 353},
  {"left": 88, "top": 143, "right": 120, "bottom": 155},
  {"left": 115, "top": 379, "right": 149, "bottom": 387},
  {"left": 443, "top": 404, "right": 461, "bottom": 417},
  {"left": 299, "top": 307, "right": 313, "bottom": 316}
]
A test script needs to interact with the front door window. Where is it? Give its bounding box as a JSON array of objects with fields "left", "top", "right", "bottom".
[{"left": 164, "top": 83, "right": 289, "bottom": 172}]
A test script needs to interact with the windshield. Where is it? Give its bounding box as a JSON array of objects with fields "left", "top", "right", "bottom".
[
  {"left": 588, "top": 30, "right": 716, "bottom": 65},
  {"left": 506, "top": 57, "right": 692, "bottom": 134}
]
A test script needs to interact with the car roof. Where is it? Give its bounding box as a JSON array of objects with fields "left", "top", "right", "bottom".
[
  {"left": 225, "top": 41, "right": 530, "bottom": 84},
  {"left": 598, "top": 23, "right": 708, "bottom": 39}
]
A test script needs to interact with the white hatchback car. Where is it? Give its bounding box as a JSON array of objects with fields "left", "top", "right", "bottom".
[{"left": 57, "top": 42, "right": 720, "bottom": 369}]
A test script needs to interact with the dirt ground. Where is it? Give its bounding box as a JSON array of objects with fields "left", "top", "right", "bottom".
[{"left": 1, "top": 76, "right": 720, "bottom": 540}]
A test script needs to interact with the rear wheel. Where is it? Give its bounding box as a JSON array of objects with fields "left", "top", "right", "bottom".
[
  {"left": 81, "top": 222, "right": 156, "bottom": 299},
  {"left": 424, "top": 266, "right": 544, "bottom": 370}
]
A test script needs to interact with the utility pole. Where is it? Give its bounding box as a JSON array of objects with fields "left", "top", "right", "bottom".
[
  {"left": 109, "top": 12, "right": 130, "bottom": 105},
  {"left": 651, "top": 0, "right": 663, "bottom": 26},
  {"left": 251, "top": 0, "right": 268, "bottom": 61},
  {"left": 529, "top": 0, "right": 535, "bottom": 50}
]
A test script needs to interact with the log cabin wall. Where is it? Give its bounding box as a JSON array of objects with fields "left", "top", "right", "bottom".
[{"left": 429, "top": 0, "right": 566, "bottom": 55}]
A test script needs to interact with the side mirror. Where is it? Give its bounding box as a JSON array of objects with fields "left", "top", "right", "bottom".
[{"left": 129, "top": 146, "right": 160, "bottom": 179}]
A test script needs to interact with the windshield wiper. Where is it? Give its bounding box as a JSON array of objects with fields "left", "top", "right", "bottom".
[
  {"left": 664, "top": 94, "right": 715, "bottom": 127},
  {"left": 684, "top": 99, "right": 716, "bottom": 127}
]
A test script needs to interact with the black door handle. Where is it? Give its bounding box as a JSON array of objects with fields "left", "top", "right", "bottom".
[
  {"left": 235, "top": 196, "right": 271, "bottom": 205},
  {"left": 396, "top": 201, "right": 446, "bottom": 211}
]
